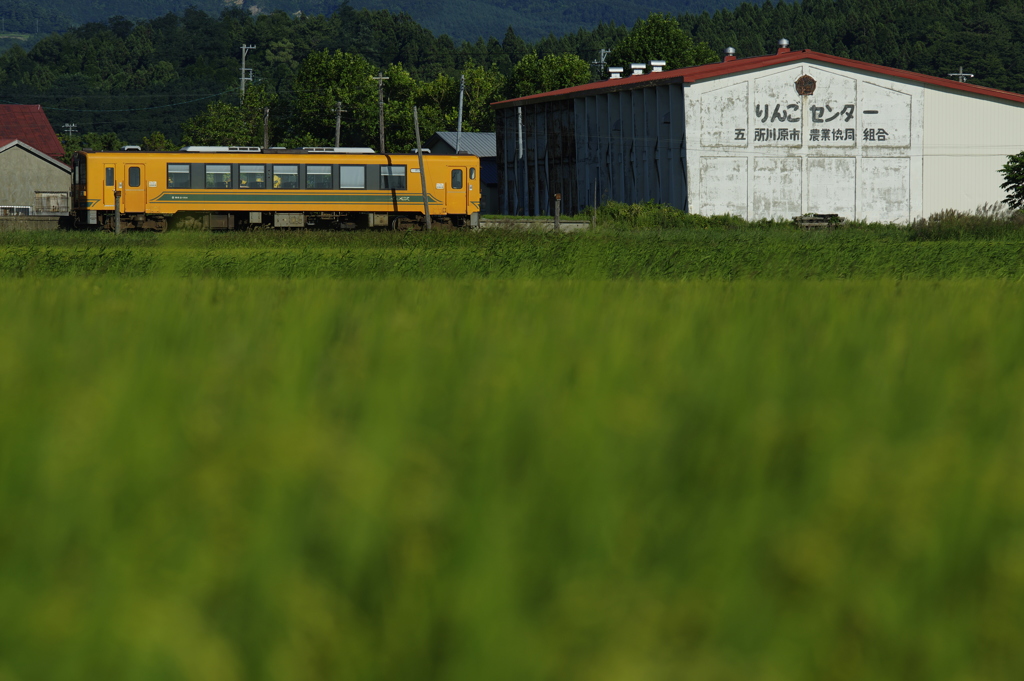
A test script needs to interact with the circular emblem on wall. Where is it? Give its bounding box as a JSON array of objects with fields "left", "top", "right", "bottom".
[{"left": 795, "top": 75, "right": 816, "bottom": 96}]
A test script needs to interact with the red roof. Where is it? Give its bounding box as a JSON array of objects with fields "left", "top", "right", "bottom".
[
  {"left": 493, "top": 49, "right": 1024, "bottom": 108},
  {"left": 0, "top": 105, "right": 64, "bottom": 158}
]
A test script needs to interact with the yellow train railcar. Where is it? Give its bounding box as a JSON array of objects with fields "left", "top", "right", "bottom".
[{"left": 71, "top": 146, "right": 482, "bottom": 231}]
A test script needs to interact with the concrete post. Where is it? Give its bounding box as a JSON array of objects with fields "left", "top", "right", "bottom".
[
  {"left": 413, "top": 106, "right": 431, "bottom": 231},
  {"left": 114, "top": 190, "right": 121, "bottom": 234}
]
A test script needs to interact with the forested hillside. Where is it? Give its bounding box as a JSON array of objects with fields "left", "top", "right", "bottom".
[
  {"left": 682, "top": 0, "right": 1024, "bottom": 94},
  {"left": 1, "top": 0, "right": 1021, "bottom": 153},
  {"left": 0, "top": 0, "right": 740, "bottom": 41}
]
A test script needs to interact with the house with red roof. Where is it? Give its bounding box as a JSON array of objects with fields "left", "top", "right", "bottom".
[
  {"left": 0, "top": 105, "right": 65, "bottom": 160},
  {"left": 0, "top": 105, "right": 70, "bottom": 215},
  {"left": 492, "top": 43, "right": 1024, "bottom": 223}
]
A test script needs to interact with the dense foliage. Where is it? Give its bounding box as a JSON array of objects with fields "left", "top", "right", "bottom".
[
  {"left": 5, "top": 0, "right": 1024, "bottom": 153},
  {"left": 682, "top": 0, "right": 1024, "bottom": 94},
  {"left": 0, "top": 0, "right": 741, "bottom": 41},
  {"left": 1000, "top": 152, "right": 1024, "bottom": 210}
]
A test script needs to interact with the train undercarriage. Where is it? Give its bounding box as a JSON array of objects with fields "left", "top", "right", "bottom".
[{"left": 80, "top": 210, "right": 477, "bottom": 232}]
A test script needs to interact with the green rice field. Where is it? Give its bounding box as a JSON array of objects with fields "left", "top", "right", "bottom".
[{"left": 2, "top": 223, "right": 1024, "bottom": 680}]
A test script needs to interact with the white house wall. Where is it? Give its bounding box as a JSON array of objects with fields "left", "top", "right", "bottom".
[
  {"left": 921, "top": 88, "right": 1024, "bottom": 214},
  {"left": 686, "top": 63, "right": 928, "bottom": 222}
]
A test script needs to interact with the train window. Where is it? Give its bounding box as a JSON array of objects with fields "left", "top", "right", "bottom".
[
  {"left": 239, "top": 165, "right": 266, "bottom": 189},
  {"left": 105, "top": 168, "right": 114, "bottom": 187},
  {"left": 379, "top": 165, "right": 406, "bottom": 190},
  {"left": 469, "top": 167, "right": 476, "bottom": 180},
  {"left": 305, "top": 165, "right": 332, "bottom": 189},
  {"left": 205, "top": 164, "right": 231, "bottom": 189},
  {"left": 339, "top": 165, "right": 365, "bottom": 189},
  {"left": 167, "top": 164, "right": 190, "bottom": 188},
  {"left": 451, "top": 169, "right": 463, "bottom": 189},
  {"left": 273, "top": 165, "right": 299, "bottom": 189},
  {"left": 128, "top": 167, "right": 141, "bottom": 187}
]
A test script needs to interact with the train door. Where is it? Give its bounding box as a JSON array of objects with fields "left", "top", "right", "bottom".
[
  {"left": 103, "top": 164, "right": 116, "bottom": 207},
  {"left": 447, "top": 165, "right": 467, "bottom": 215},
  {"left": 124, "top": 165, "right": 146, "bottom": 213}
]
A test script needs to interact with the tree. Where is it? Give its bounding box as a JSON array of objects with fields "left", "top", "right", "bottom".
[
  {"left": 608, "top": 13, "right": 717, "bottom": 70},
  {"left": 1000, "top": 151, "right": 1024, "bottom": 209},
  {"left": 141, "top": 131, "right": 178, "bottom": 151},
  {"left": 180, "top": 85, "right": 277, "bottom": 146},
  {"left": 292, "top": 49, "right": 377, "bottom": 147},
  {"left": 510, "top": 53, "right": 590, "bottom": 98},
  {"left": 461, "top": 62, "right": 505, "bottom": 132},
  {"left": 57, "top": 131, "right": 125, "bottom": 164}
]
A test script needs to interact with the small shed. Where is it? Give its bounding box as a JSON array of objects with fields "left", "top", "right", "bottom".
[
  {"left": 425, "top": 131, "right": 498, "bottom": 214},
  {"left": 0, "top": 140, "right": 71, "bottom": 215}
]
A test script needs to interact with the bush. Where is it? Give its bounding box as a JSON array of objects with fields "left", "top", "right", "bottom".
[
  {"left": 592, "top": 201, "right": 789, "bottom": 231},
  {"left": 908, "top": 203, "right": 1024, "bottom": 240}
]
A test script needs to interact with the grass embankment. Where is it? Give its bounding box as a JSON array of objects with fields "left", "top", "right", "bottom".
[
  {"left": 3, "top": 221, "right": 1024, "bottom": 278},
  {"left": 2, "top": 220, "right": 1024, "bottom": 680}
]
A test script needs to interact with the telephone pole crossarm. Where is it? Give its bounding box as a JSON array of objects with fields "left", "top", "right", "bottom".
[
  {"left": 947, "top": 66, "right": 974, "bottom": 83},
  {"left": 240, "top": 44, "right": 256, "bottom": 99}
]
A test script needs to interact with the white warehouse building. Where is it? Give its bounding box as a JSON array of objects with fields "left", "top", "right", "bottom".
[{"left": 493, "top": 43, "right": 1024, "bottom": 223}]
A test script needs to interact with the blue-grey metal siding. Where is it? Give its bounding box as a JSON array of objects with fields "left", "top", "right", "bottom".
[{"left": 496, "top": 82, "right": 688, "bottom": 215}]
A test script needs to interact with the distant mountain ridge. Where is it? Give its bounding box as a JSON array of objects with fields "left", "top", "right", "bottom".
[{"left": 0, "top": 0, "right": 745, "bottom": 40}]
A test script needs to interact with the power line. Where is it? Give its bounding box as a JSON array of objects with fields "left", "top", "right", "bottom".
[{"left": 0, "top": 90, "right": 234, "bottom": 112}]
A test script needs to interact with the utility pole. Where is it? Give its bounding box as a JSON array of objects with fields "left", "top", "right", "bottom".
[
  {"left": 372, "top": 70, "right": 389, "bottom": 153},
  {"left": 947, "top": 66, "right": 974, "bottom": 83},
  {"left": 62, "top": 122, "right": 78, "bottom": 137},
  {"left": 263, "top": 107, "right": 270, "bottom": 149},
  {"left": 334, "top": 102, "right": 347, "bottom": 148},
  {"left": 517, "top": 106, "right": 524, "bottom": 215},
  {"left": 591, "top": 48, "right": 611, "bottom": 79},
  {"left": 240, "top": 44, "right": 256, "bottom": 99},
  {"left": 413, "top": 107, "right": 431, "bottom": 231},
  {"left": 456, "top": 74, "right": 466, "bottom": 153}
]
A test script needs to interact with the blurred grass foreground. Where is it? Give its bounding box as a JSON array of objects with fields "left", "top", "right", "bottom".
[{"left": 2, "top": 228, "right": 1024, "bottom": 680}]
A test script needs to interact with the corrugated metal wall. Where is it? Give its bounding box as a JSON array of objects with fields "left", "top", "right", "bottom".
[{"left": 496, "top": 83, "right": 688, "bottom": 216}]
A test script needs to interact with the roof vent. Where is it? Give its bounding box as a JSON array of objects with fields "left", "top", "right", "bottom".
[
  {"left": 630, "top": 62, "right": 646, "bottom": 76},
  {"left": 607, "top": 66, "right": 624, "bottom": 79},
  {"left": 723, "top": 46, "right": 737, "bottom": 62},
  {"left": 648, "top": 60, "right": 667, "bottom": 73},
  {"left": 182, "top": 146, "right": 262, "bottom": 152},
  {"left": 777, "top": 38, "right": 791, "bottom": 54},
  {"left": 120, "top": 145, "right": 141, "bottom": 151},
  {"left": 302, "top": 146, "right": 377, "bottom": 153}
]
